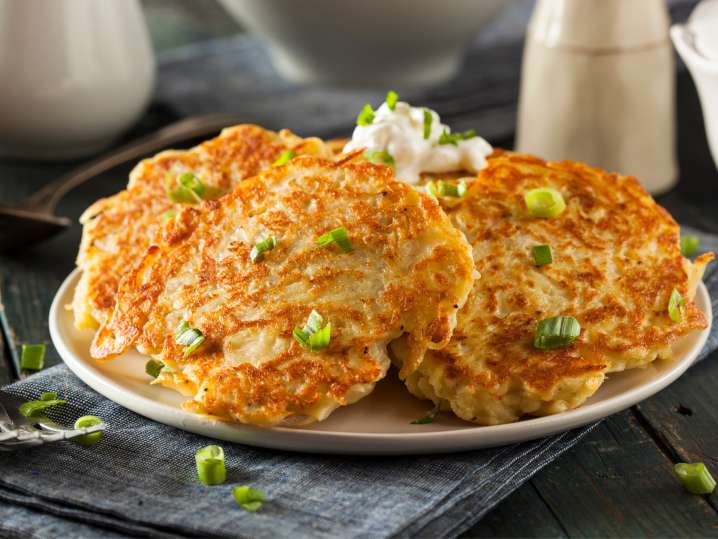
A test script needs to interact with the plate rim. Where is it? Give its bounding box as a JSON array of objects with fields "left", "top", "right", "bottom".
[{"left": 50, "top": 268, "right": 713, "bottom": 455}]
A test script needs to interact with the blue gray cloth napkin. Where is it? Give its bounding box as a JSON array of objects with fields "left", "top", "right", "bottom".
[{"left": 0, "top": 227, "right": 716, "bottom": 539}]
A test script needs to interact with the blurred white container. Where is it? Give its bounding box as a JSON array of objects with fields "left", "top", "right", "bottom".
[
  {"left": 516, "top": 0, "right": 676, "bottom": 194},
  {"left": 672, "top": 0, "right": 718, "bottom": 171},
  {"left": 218, "top": 0, "right": 508, "bottom": 86},
  {"left": 0, "top": 0, "right": 155, "bottom": 160}
]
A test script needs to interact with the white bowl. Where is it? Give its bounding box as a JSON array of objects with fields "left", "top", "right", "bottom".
[{"left": 218, "top": 0, "right": 509, "bottom": 86}]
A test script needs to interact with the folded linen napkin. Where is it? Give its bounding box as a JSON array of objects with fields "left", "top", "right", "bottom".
[{"left": 0, "top": 227, "right": 715, "bottom": 539}]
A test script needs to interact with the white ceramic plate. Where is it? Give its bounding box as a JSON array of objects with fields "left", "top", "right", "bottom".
[{"left": 50, "top": 269, "right": 712, "bottom": 455}]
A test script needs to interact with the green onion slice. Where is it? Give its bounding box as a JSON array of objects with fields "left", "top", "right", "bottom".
[
  {"left": 293, "top": 310, "right": 332, "bottom": 352},
  {"left": 524, "top": 188, "right": 566, "bottom": 218},
  {"left": 533, "top": 316, "right": 581, "bottom": 349},
  {"left": 532, "top": 245, "right": 552, "bottom": 267},
  {"left": 364, "top": 149, "right": 395, "bottom": 166},
  {"left": 438, "top": 129, "right": 476, "bottom": 146},
  {"left": 250, "top": 236, "right": 277, "bottom": 263},
  {"left": 40, "top": 391, "right": 57, "bottom": 401},
  {"left": 423, "top": 109, "right": 433, "bottom": 140},
  {"left": 175, "top": 321, "right": 206, "bottom": 357},
  {"left": 316, "top": 226, "right": 353, "bottom": 253},
  {"left": 19, "top": 398, "right": 66, "bottom": 418},
  {"left": 73, "top": 415, "right": 104, "bottom": 447},
  {"left": 668, "top": 288, "right": 685, "bottom": 323},
  {"left": 145, "top": 359, "right": 164, "bottom": 379},
  {"left": 426, "top": 180, "right": 467, "bottom": 199},
  {"left": 233, "top": 485, "right": 266, "bottom": 512},
  {"left": 411, "top": 401, "right": 441, "bottom": 424},
  {"left": 272, "top": 150, "right": 296, "bottom": 167},
  {"left": 356, "top": 103, "right": 375, "bottom": 126},
  {"left": 195, "top": 445, "right": 227, "bottom": 485},
  {"left": 386, "top": 90, "right": 398, "bottom": 111},
  {"left": 674, "top": 462, "right": 716, "bottom": 494},
  {"left": 680, "top": 235, "right": 700, "bottom": 257},
  {"left": 20, "top": 344, "right": 46, "bottom": 371},
  {"left": 161, "top": 210, "right": 177, "bottom": 222}
]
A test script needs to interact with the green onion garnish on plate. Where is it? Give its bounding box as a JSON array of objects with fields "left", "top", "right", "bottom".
[
  {"left": 272, "top": 150, "right": 296, "bottom": 167},
  {"left": 175, "top": 321, "right": 206, "bottom": 357},
  {"left": 40, "top": 391, "right": 57, "bottom": 401},
  {"left": 386, "top": 90, "right": 398, "bottom": 111},
  {"left": 145, "top": 359, "right": 164, "bottom": 379},
  {"left": 364, "top": 149, "right": 395, "bottom": 166},
  {"left": 357, "top": 103, "right": 375, "bottom": 126},
  {"left": 233, "top": 485, "right": 266, "bottom": 512},
  {"left": 19, "top": 397, "right": 66, "bottom": 418},
  {"left": 426, "top": 180, "right": 467, "bottom": 199},
  {"left": 532, "top": 245, "right": 552, "bottom": 267},
  {"left": 680, "top": 235, "right": 700, "bottom": 257},
  {"left": 167, "top": 172, "right": 206, "bottom": 204},
  {"left": 73, "top": 415, "right": 104, "bottom": 447},
  {"left": 411, "top": 401, "right": 441, "bottom": 424},
  {"left": 316, "top": 226, "right": 353, "bottom": 253},
  {"left": 20, "top": 344, "right": 45, "bottom": 371},
  {"left": 161, "top": 210, "right": 177, "bottom": 222},
  {"left": 533, "top": 316, "right": 580, "bottom": 349},
  {"left": 293, "top": 310, "right": 332, "bottom": 352},
  {"left": 195, "top": 445, "right": 227, "bottom": 485},
  {"left": 250, "top": 237, "right": 277, "bottom": 263},
  {"left": 524, "top": 188, "right": 566, "bottom": 218},
  {"left": 674, "top": 462, "right": 716, "bottom": 494},
  {"left": 668, "top": 288, "right": 685, "bottom": 323},
  {"left": 423, "top": 109, "right": 433, "bottom": 140},
  {"left": 438, "top": 129, "right": 476, "bottom": 146}
]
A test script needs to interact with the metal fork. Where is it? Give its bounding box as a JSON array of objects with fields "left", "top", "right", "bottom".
[{"left": 0, "top": 390, "right": 105, "bottom": 450}]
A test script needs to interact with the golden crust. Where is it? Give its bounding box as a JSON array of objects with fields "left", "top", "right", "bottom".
[
  {"left": 73, "top": 125, "right": 333, "bottom": 330},
  {"left": 395, "top": 153, "right": 713, "bottom": 425},
  {"left": 90, "top": 157, "right": 475, "bottom": 426}
]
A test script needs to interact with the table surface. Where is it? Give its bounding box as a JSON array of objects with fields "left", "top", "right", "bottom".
[{"left": 2, "top": 2, "right": 718, "bottom": 536}]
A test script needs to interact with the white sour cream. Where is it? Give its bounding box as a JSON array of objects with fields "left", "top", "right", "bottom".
[{"left": 343, "top": 100, "right": 493, "bottom": 184}]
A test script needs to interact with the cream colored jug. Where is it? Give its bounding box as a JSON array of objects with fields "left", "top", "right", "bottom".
[{"left": 516, "top": 0, "right": 676, "bottom": 194}]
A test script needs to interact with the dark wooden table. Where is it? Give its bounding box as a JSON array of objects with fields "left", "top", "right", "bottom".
[{"left": 2, "top": 3, "right": 718, "bottom": 536}]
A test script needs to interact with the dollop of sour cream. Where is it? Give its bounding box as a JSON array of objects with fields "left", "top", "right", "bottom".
[{"left": 343, "top": 100, "right": 493, "bottom": 184}]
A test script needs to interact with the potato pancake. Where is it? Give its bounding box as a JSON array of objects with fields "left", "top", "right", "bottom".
[
  {"left": 90, "top": 157, "right": 476, "bottom": 426},
  {"left": 73, "top": 125, "right": 333, "bottom": 330},
  {"left": 393, "top": 153, "right": 712, "bottom": 425}
]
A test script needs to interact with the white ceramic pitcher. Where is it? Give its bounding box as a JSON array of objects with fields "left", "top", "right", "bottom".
[{"left": 0, "top": 0, "right": 155, "bottom": 160}]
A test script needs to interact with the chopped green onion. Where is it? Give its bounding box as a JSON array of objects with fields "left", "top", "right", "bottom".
[
  {"left": 357, "top": 103, "right": 375, "bottom": 126},
  {"left": 250, "top": 236, "right": 278, "bottom": 263},
  {"left": 668, "top": 288, "right": 685, "bottom": 323},
  {"left": 532, "top": 245, "right": 552, "bottom": 267},
  {"left": 20, "top": 344, "right": 45, "bottom": 371},
  {"left": 272, "top": 150, "right": 296, "bottom": 167},
  {"left": 411, "top": 401, "right": 441, "bottom": 424},
  {"left": 680, "top": 235, "right": 700, "bottom": 257},
  {"left": 161, "top": 210, "right": 177, "bottom": 222},
  {"left": 674, "top": 463, "right": 716, "bottom": 494},
  {"left": 175, "top": 321, "right": 206, "bottom": 357},
  {"left": 19, "top": 398, "right": 66, "bottom": 418},
  {"left": 386, "top": 90, "right": 398, "bottom": 111},
  {"left": 316, "top": 226, "right": 353, "bottom": 253},
  {"left": 423, "top": 109, "right": 433, "bottom": 140},
  {"left": 426, "top": 180, "right": 467, "bottom": 199},
  {"left": 438, "top": 129, "right": 476, "bottom": 146},
  {"left": 533, "top": 316, "right": 580, "bottom": 349},
  {"left": 145, "top": 359, "right": 164, "bottom": 378},
  {"left": 195, "top": 445, "right": 226, "bottom": 485},
  {"left": 364, "top": 149, "right": 395, "bottom": 166},
  {"left": 293, "top": 310, "right": 332, "bottom": 352},
  {"left": 233, "top": 485, "right": 266, "bottom": 512},
  {"left": 73, "top": 415, "right": 104, "bottom": 447},
  {"left": 40, "top": 391, "right": 57, "bottom": 401},
  {"left": 167, "top": 172, "right": 206, "bottom": 204},
  {"left": 524, "top": 188, "right": 566, "bottom": 218}
]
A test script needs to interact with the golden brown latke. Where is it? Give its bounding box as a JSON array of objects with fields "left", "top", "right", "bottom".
[
  {"left": 90, "top": 156, "right": 475, "bottom": 426},
  {"left": 73, "top": 125, "right": 333, "bottom": 330},
  {"left": 393, "top": 153, "right": 712, "bottom": 425}
]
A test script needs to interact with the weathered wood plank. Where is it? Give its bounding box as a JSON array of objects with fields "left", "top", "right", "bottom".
[{"left": 530, "top": 409, "right": 718, "bottom": 537}]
